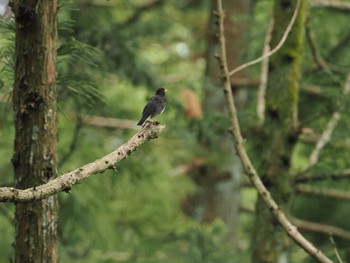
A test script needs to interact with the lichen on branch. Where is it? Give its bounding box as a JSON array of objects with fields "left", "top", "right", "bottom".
[{"left": 0, "top": 121, "right": 165, "bottom": 202}]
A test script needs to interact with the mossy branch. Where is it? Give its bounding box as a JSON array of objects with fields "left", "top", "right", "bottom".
[{"left": 0, "top": 121, "right": 165, "bottom": 203}]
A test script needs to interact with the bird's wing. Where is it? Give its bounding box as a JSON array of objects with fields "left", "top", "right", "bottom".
[
  {"left": 142, "top": 98, "right": 157, "bottom": 118},
  {"left": 150, "top": 96, "right": 166, "bottom": 117}
]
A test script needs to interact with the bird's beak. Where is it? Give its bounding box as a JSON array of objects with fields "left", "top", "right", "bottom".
[{"left": 165, "top": 89, "right": 168, "bottom": 92}]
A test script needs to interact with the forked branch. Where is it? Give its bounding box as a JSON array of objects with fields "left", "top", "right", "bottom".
[{"left": 228, "top": 0, "right": 301, "bottom": 77}]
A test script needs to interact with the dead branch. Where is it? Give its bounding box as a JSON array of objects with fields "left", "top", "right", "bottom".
[
  {"left": 239, "top": 205, "right": 255, "bottom": 213},
  {"left": 296, "top": 185, "right": 350, "bottom": 202},
  {"left": 301, "top": 85, "right": 327, "bottom": 97},
  {"left": 242, "top": 168, "right": 350, "bottom": 186},
  {"left": 0, "top": 121, "right": 165, "bottom": 202},
  {"left": 0, "top": 203, "right": 13, "bottom": 222},
  {"left": 293, "top": 218, "right": 350, "bottom": 241},
  {"left": 170, "top": 158, "right": 206, "bottom": 177},
  {"left": 305, "top": 18, "right": 344, "bottom": 84},
  {"left": 119, "top": 0, "right": 164, "bottom": 29},
  {"left": 329, "top": 235, "right": 345, "bottom": 263},
  {"left": 294, "top": 169, "right": 350, "bottom": 183},
  {"left": 327, "top": 31, "right": 350, "bottom": 59},
  {"left": 216, "top": 0, "right": 332, "bottom": 262},
  {"left": 310, "top": 0, "right": 350, "bottom": 11},
  {"left": 240, "top": 205, "right": 350, "bottom": 242},
  {"left": 308, "top": 112, "right": 340, "bottom": 165},
  {"left": 257, "top": 17, "right": 274, "bottom": 123},
  {"left": 305, "top": 19, "right": 338, "bottom": 80},
  {"left": 81, "top": 115, "right": 139, "bottom": 130},
  {"left": 59, "top": 118, "right": 83, "bottom": 168},
  {"left": 307, "top": 74, "right": 350, "bottom": 168},
  {"left": 1, "top": 94, "right": 140, "bottom": 130},
  {"left": 231, "top": 77, "right": 260, "bottom": 87},
  {"left": 0, "top": 92, "right": 11, "bottom": 103}
]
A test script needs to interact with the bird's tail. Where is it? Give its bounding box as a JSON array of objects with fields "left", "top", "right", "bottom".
[{"left": 137, "top": 116, "right": 147, "bottom": 126}]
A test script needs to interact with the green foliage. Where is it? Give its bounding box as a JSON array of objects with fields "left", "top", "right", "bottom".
[
  {"left": 51, "top": 1, "right": 237, "bottom": 262},
  {"left": 0, "top": 18, "right": 15, "bottom": 91},
  {"left": 1, "top": 0, "right": 350, "bottom": 262},
  {"left": 56, "top": 2, "right": 105, "bottom": 109}
]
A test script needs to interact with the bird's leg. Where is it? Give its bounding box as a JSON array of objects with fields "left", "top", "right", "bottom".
[{"left": 150, "top": 119, "right": 161, "bottom": 125}]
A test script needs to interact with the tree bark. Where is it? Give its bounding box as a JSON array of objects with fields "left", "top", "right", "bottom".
[
  {"left": 252, "top": 0, "right": 308, "bottom": 262},
  {"left": 11, "top": 0, "right": 58, "bottom": 262},
  {"left": 205, "top": 0, "right": 252, "bottom": 105},
  {"left": 184, "top": 0, "right": 251, "bottom": 248}
]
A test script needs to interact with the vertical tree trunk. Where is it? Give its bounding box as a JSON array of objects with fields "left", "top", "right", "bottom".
[
  {"left": 11, "top": 0, "right": 58, "bottom": 262},
  {"left": 184, "top": 0, "right": 251, "bottom": 247},
  {"left": 252, "top": 1, "right": 307, "bottom": 262}
]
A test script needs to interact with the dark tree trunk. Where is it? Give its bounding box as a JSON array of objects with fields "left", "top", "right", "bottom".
[
  {"left": 11, "top": 0, "right": 58, "bottom": 262},
  {"left": 252, "top": 0, "right": 308, "bottom": 262}
]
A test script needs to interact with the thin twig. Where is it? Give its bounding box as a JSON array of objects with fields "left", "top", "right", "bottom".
[
  {"left": 242, "top": 168, "right": 350, "bottom": 186},
  {"left": 0, "top": 121, "right": 165, "bottom": 202},
  {"left": 310, "top": 0, "right": 350, "bottom": 11},
  {"left": 308, "top": 112, "right": 340, "bottom": 166},
  {"left": 228, "top": 0, "right": 301, "bottom": 77},
  {"left": 119, "top": 0, "right": 164, "bottom": 29},
  {"left": 305, "top": 19, "right": 341, "bottom": 84},
  {"left": 0, "top": 92, "right": 10, "bottom": 103},
  {"left": 329, "top": 235, "right": 344, "bottom": 263},
  {"left": 81, "top": 115, "right": 139, "bottom": 130},
  {"left": 59, "top": 117, "right": 83, "bottom": 168},
  {"left": 327, "top": 31, "right": 350, "bottom": 59},
  {"left": 257, "top": 17, "right": 274, "bottom": 123},
  {"left": 294, "top": 169, "right": 350, "bottom": 183},
  {"left": 240, "top": 207, "right": 350, "bottom": 242},
  {"left": 307, "top": 74, "right": 350, "bottom": 168},
  {"left": 293, "top": 218, "right": 350, "bottom": 242},
  {"left": 0, "top": 203, "right": 13, "bottom": 222},
  {"left": 296, "top": 185, "right": 350, "bottom": 202},
  {"left": 305, "top": 20, "right": 332, "bottom": 73},
  {"left": 216, "top": 0, "right": 332, "bottom": 262}
]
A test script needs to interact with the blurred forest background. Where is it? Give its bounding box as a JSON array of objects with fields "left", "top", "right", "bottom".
[{"left": 1, "top": 0, "right": 350, "bottom": 262}]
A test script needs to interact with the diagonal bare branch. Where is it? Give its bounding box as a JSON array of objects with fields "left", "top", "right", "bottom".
[
  {"left": 296, "top": 185, "right": 350, "bottom": 202},
  {"left": 294, "top": 168, "right": 350, "bottom": 183},
  {"left": 240, "top": 206, "right": 350, "bottom": 242},
  {"left": 305, "top": 19, "right": 342, "bottom": 84},
  {"left": 0, "top": 121, "right": 165, "bottom": 202},
  {"left": 216, "top": 0, "right": 332, "bottom": 262},
  {"left": 293, "top": 218, "right": 350, "bottom": 241},
  {"left": 257, "top": 17, "right": 274, "bottom": 124},
  {"left": 310, "top": 0, "right": 350, "bottom": 11},
  {"left": 119, "top": 0, "right": 165, "bottom": 29},
  {"left": 308, "top": 74, "right": 350, "bottom": 168},
  {"left": 81, "top": 115, "right": 139, "bottom": 130}
]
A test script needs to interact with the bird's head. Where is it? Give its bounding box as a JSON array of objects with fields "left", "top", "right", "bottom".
[{"left": 156, "top": 88, "right": 167, "bottom": 96}]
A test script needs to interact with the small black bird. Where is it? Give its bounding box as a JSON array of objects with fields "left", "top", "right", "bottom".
[{"left": 137, "top": 88, "right": 167, "bottom": 126}]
